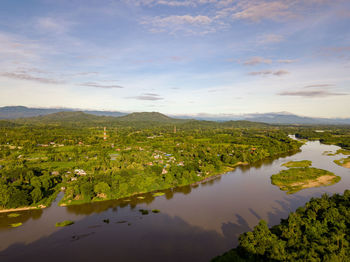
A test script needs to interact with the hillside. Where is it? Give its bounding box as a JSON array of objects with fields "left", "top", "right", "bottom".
[
  {"left": 117, "top": 112, "right": 186, "bottom": 123},
  {"left": 0, "top": 106, "right": 126, "bottom": 119},
  {"left": 14, "top": 111, "right": 116, "bottom": 125},
  {"left": 245, "top": 113, "right": 350, "bottom": 125},
  {"left": 1, "top": 106, "right": 350, "bottom": 125}
]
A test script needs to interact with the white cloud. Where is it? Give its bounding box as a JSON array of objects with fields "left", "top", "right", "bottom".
[
  {"left": 232, "top": 1, "right": 294, "bottom": 22},
  {"left": 249, "top": 70, "right": 290, "bottom": 76},
  {"left": 0, "top": 72, "right": 64, "bottom": 84},
  {"left": 278, "top": 90, "right": 346, "bottom": 97},
  {"left": 243, "top": 56, "right": 272, "bottom": 66},
  {"left": 258, "top": 33, "right": 285, "bottom": 44},
  {"left": 36, "top": 17, "right": 74, "bottom": 34},
  {"left": 142, "top": 15, "right": 214, "bottom": 34}
]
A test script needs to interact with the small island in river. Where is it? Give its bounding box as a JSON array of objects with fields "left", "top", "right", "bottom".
[
  {"left": 271, "top": 166, "right": 340, "bottom": 194},
  {"left": 282, "top": 160, "right": 312, "bottom": 168},
  {"left": 334, "top": 157, "right": 350, "bottom": 169}
]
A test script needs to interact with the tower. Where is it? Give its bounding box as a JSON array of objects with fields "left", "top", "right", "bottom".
[{"left": 104, "top": 127, "right": 107, "bottom": 141}]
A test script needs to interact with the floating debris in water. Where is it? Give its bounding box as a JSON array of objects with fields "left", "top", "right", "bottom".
[
  {"left": 56, "top": 220, "right": 74, "bottom": 227},
  {"left": 8, "top": 213, "right": 21, "bottom": 218},
  {"left": 71, "top": 232, "right": 95, "bottom": 241},
  {"left": 116, "top": 220, "right": 127, "bottom": 224},
  {"left": 152, "top": 192, "right": 165, "bottom": 197},
  {"left": 138, "top": 209, "right": 149, "bottom": 215},
  {"left": 10, "top": 222, "right": 22, "bottom": 228}
]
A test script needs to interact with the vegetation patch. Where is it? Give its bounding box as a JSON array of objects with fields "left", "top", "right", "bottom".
[
  {"left": 151, "top": 209, "right": 160, "bottom": 213},
  {"left": 10, "top": 222, "right": 22, "bottom": 228},
  {"left": 334, "top": 157, "right": 350, "bottom": 169},
  {"left": 55, "top": 220, "right": 74, "bottom": 227},
  {"left": 281, "top": 160, "right": 312, "bottom": 168},
  {"left": 138, "top": 209, "right": 149, "bottom": 215},
  {"left": 212, "top": 190, "right": 350, "bottom": 262},
  {"left": 0, "top": 116, "right": 303, "bottom": 208},
  {"left": 152, "top": 192, "right": 165, "bottom": 197},
  {"left": 338, "top": 149, "right": 350, "bottom": 155},
  {"left": 271, "top": 167, "right": 340, "bottom": 194},
  {"left": 324, "top": 149, "right": 350, "bottom": 156},
  {"left": 7, "top": 213, "right": 20, "bottom": 218}
]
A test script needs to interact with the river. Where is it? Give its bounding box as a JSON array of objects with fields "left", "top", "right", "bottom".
[{"left": 0, "top": 138, "right": 349, "bottom": 261}]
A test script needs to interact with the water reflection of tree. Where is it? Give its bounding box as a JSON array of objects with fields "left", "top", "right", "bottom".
[{"left": 238, "top": 150, "right": 298, "bottom": 172}]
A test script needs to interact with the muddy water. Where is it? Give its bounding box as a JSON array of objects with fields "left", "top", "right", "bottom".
[{"left": 0, "top": 139, "right": 349, "bottom": 262}]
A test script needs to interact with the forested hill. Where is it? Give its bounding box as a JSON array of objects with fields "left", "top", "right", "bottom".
[
  {"left": 0, "top": 106, "right": 126, "bottom": 119},
  {"left": 1, "top": 106, "right": 350, "bottom": 125},
  {"left": 13, "top": 111, "right": 186, "bottom": 126},
  {"left": 117, "top": 112, "right": 187, "bottom": 123},
  {"left": 6, "top": 111, "right": 271, "bottom": 129},
  {"left": 13, "top": 111, "right": 117, "bottom": 126}
]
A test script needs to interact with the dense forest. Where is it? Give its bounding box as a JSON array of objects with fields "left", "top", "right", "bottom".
[
  {"left": 0, "top": 112, "right": 302, "bottom": 209},
  {"left": 295, "top": 127, "right": 350, "bottom": 150},
  {"left": 212, "top": 190, "right": 350, "bottom": 261}
]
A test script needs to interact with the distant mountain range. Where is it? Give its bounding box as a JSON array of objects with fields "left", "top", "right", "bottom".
[
  {"left": 117, "top": 112, "right": 185, "bottom": 123},
  {"left": 0, "top": 106, "right": 126, "bottom": 119},
  {"left": 244, "top": 112, "right": 350, "bottom": 125},
  {"left": 1, "top": 106, "right": 349, "bottom": 125}
]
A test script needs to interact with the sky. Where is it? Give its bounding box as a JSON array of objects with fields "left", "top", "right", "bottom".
[{"left": 0, "top": 0, "right": 349, "bottom": 118}]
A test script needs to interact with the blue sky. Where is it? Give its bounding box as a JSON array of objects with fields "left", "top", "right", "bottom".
[{"left": 0, "top": 0, "right": 349, "bottom": 117}]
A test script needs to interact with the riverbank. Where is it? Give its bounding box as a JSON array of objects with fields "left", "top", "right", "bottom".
[
  {"left": 59, "top": 165, "right": 236, "bottom": 206},
  {"left": 0, "top": 205, "right": 46, "bottom": 214},
  {"left": 59, "top": 151, "right": 297, "bottom": 207}
]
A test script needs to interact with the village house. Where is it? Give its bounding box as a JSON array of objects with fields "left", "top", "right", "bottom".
[
  {"left": 51, "top": 171, "right": 60, "bottom": 176},
  {"left": 74, "top": 169, "right": 87, "bottom": 176}
]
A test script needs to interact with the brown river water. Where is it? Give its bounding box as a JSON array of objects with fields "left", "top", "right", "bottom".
[{"left": 0, "top": 138, "right": 349, "bottom": 262}]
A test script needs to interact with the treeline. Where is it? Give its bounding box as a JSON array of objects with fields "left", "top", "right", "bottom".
[
  {"left": 213, "top": 190, "right": 350, "bottom": 261},
  {"left": 295, "top": 127, "right": 350, "bottom": 150},
  {"left": 0, "top": 166, "right": 61, "bottom": 208}
]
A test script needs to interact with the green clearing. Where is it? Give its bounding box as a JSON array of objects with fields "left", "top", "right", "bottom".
[
  {"left": 281, "top": 160, "right": 312, "bottom": 168},
  {"left": 55, "top": 220, "right": 74, "bottom": 227},
  {"left": 271, "top": 167, "right": 340, "bottom": 194}
]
